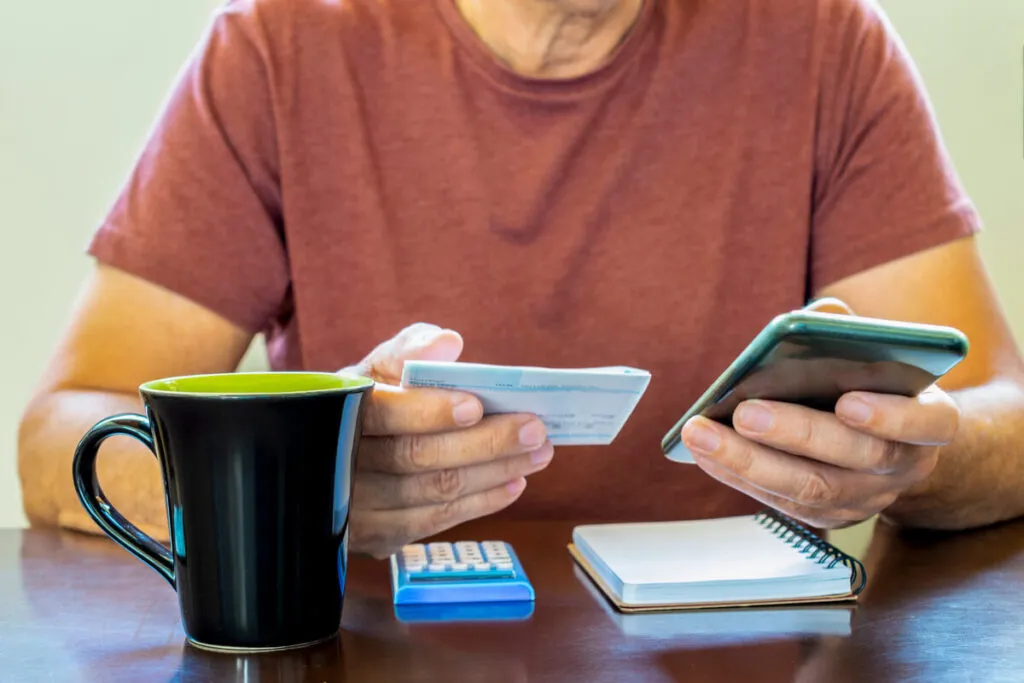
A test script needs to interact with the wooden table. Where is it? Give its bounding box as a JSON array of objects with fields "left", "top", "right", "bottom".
[{"left": 3, "top": 517, "right": 1024, "bottom": 682}]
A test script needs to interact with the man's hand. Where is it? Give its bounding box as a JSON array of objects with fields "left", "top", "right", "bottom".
[
  {"left": 680, "top": 385, "right": 961, "bottom": 528},
  {"left": 678, "top": 293, "right": 965, "bottom": 528},
  {"left": 344, "top": 323, "right": 554, "bottom": 559}
]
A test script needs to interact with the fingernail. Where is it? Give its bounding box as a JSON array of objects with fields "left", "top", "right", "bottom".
[
  {"left": 519, "top": 419, "right": 547, "bottom": 448},
  {"left": 735, "top": 402, "right": 773, "bottom": 433},
  {"left": 529, "top": 443, "right": 555, "bottom": 467},
  {"left": 683, "top": 422, "right": 721, "bottom": 454},
  {"left": 452, "top": 398, "right": 482, "bottom": 426},
  {"left": 507, "top": 478, "right": 527, "bottom": 494},
  {"left": 841, "top": 397, "right": 873, "bottom": 424}
]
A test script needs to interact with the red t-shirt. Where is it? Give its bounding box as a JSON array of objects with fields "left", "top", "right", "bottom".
[{"left": 89, "top": 0, "right": 979, "bottom": 523}]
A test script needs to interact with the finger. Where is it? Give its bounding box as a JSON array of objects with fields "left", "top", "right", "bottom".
[
  {"left": 682, "top": 416, "right": 920, "bottom": 509},
  {"left": 835, "top": 388, "right": 961, "bottom": 446},
  {"left": 361, "top": 383, "right": 484, "bottom": 436},
  {"left": 357, "top": 443, "right": 554, "bottom": 509},
  {"left": 694, "top": 454, "right": 894, "bottom": 529},
  {"left": 731, "top": 399, "right": 932, "bottom": 475},
  {"left": 360, "top": 413, "right": 548, "bottom": 474},
  {"left": 346, "top": 323, "right": 463, "bottom": 384},
  {"left": 351, "top": 478, "right": 528, "bottom": 559}
]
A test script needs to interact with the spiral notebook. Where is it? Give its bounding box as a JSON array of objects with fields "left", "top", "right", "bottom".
[{"left": 568, "top": 509, "right": 866, "bottom": 612}]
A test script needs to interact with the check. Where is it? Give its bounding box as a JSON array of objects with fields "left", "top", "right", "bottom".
[{"left": 400, "top": 361, "right": 652, "bottom": 446}]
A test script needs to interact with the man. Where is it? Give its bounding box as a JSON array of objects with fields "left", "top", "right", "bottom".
[{"left": 18, "top": 0, "right": 1024, "bottom": 559}]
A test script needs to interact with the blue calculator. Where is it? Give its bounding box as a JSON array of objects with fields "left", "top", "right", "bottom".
[{"left": 389, "top": 541, "right": 535, "bottom": 607}]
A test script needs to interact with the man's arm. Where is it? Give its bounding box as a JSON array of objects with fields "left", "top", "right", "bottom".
[
  {"left": 820, "top": 234, "right": 1024, "bottom": 530},
  {"left": 18, "top": 264, "right": 253, "bottom": 538}
]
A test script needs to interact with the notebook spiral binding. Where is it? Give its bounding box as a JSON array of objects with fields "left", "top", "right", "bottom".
[{"left": 754, "top": 508, "right": 868, "bottom": 596}]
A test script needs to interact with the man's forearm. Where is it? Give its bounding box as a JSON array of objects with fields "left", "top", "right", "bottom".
[
  {"left": 883, "top": 378, "right": 1024, "bottom": 530},
  {"left": 18, "top": 389, "right": 170, "bottom": 540}
]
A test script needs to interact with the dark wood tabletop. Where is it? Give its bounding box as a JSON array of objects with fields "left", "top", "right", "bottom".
[{"left": 3, "top": 516, "right": 1024, "bottom": 683}]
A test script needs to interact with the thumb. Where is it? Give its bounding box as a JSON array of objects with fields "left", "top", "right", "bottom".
[
  {"left": 345, "top": 323, "right": 464, "bottom": 384},
  {"left": 805, "top": 296, "right": 855, "bottom": 316}
]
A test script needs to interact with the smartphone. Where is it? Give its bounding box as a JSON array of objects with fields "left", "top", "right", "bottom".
[{"left": 661, "top": 310, "right": 969, "bottom": 464}]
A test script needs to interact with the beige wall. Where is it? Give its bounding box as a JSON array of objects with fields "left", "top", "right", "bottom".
[
  {"left": 1, "top": 1, "right": 1021, "bottom": 532},
  {"left": 0, "top": 0, "right": 225, "bottom": 527}
]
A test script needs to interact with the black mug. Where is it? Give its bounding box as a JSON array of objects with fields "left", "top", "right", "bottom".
[{"left": 72, "top": 371, "right": 374, "bottom": 653}]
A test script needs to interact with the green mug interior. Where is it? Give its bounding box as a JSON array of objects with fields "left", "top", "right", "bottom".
[{"left": 141, "top": 372, "right": 374, "bottom": 397}]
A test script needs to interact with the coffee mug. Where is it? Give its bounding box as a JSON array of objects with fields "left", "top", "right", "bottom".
[{"left": 71, "top": 371, "right": 374, "bottom": 653}]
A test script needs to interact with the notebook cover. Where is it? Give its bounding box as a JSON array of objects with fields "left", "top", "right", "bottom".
[{"left": 568, "top": 543, "right": 858, "bottom": 613}]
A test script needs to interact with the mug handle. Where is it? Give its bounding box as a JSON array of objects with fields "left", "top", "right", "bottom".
[{"left": 72, "top": 413, "right": 175, "bottom": 587}]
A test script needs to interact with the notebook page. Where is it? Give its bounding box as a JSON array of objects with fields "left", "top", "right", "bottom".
[{"left": 573, "top": 516, "right": 838, "bottom": 587}]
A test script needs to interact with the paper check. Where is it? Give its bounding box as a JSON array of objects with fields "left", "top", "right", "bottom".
[{"left": 400, "top": 361, "right": 652, "bottom": 446}]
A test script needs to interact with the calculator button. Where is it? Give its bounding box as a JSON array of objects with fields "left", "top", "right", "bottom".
[
  {"left": 405, "top": 565, "right": 424, "bottom": 573},
  {"left": 471, "top": 562, "right": 492, "bottom": 571},
  {"left": 494, "top": 562, "right": 514, "bottom": 570},
  {"left": 428, "top": 563, "right": 448, "bottom": 572},
  {"left": 450, "top": 562, "right": 468, "bottom": 571}
]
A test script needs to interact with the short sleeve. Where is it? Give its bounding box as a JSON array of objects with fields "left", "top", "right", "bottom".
[
  {"left": 809, "top": 0, "right": 981, "bottom": 292},
  {"left": 88, "top": 1, "right": 289, "bottom": 333}
]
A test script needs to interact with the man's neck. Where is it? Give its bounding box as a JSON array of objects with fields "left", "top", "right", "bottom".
[{"left": 454, "top": 0, "right": 645, "bottom": 79}]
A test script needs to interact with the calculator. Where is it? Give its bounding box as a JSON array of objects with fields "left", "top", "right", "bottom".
[{"left": 389, "top": 541, "right": 535, "bottom": 606}]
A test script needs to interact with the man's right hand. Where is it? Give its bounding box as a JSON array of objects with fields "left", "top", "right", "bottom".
[{"left": 344, "top": 323, "right": 554, "bottom": 559}]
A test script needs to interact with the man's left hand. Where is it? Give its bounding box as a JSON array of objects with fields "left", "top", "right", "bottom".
[{"left": 680, "top": 386, "right": 961, "bottom": 527}]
